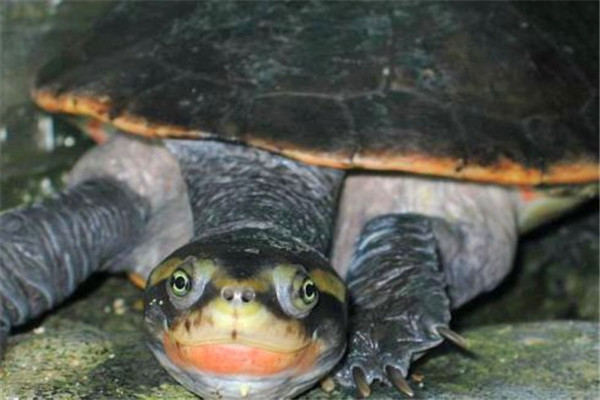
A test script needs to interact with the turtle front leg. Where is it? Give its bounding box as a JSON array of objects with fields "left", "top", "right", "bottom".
[
  {"left": 0, "top": 179, "right": 148, "bottom": 356},
  {"left": 331, "top": 174, "right": 519, "bottom": 396},
  {"left": 333, "top": 214, "right": 455, "bottom": 397},
  {"left": 0, "top": 134, "right": 191, "bottom": 359}
]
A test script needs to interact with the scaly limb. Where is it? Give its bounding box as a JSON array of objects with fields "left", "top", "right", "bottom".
[{"left": 334, "top": 214, "right": 464, "bottom": 397}]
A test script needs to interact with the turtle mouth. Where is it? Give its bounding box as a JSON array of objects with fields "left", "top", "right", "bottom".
[
  {"left": 150, "top": 331, "right": 341, "bottom": 399},
  {"left": 151, "top": 310, "right": 335, "bottom": 399},
  {"left": 161, "top": 303, "right": 321, "bottom": 376},
  {"left": 163, "top": 333, "right": 321, "bottom": 376}
]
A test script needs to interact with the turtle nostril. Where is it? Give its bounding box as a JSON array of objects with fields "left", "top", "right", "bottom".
[
  {"left": 241, "top": 288, "right": 255, "bottom": 303},
  {"left": 221, "top": 286, "right": 255, "bottom": 303},
  {"left": 221, "top": 287, "right": 235, "bottom": 301}
]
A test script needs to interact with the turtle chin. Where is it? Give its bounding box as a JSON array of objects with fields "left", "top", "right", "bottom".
[
  {"left": 143, "top": 291, "right": 347, "bottom": 399},
  {"left": 146, "top": 337, "right": 345, "bottom": 399}
]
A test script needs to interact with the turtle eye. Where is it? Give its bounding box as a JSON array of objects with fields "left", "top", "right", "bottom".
[
  {"left": 170, "top": 269, "right": 192, "bottom": 297},
  {"left": 273, "top": 266, "right": 320, "bottom": 318},
  {"left": 300, "top": 278, "right": 318, "bottom": 305},
  {"left": 291, "top": 275, "right": 319, "bottom": 312}
]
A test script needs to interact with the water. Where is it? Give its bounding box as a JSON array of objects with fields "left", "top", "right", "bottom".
[{"left": 0, "top": 0, "right": 111, "bottom": 209}]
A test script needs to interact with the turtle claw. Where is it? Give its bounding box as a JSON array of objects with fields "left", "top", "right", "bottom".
[
  {"left": 387, "top": 366, "right": 414, "bottom": 397},
  {"left": 437, "top": 326, "right": 468, "bottom": 350},
  {"left": 333, "top": 215, "right": 452, "bottom": 397},
  {"left": 353, "top": 367, "right": 372, "bottom": 398}
]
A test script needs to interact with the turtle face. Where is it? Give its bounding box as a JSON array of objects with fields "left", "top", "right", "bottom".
[{"left": 144, "top": 241, "right": 347, "bottom": 399}]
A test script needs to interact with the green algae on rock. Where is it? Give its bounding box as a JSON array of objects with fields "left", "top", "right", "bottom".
[
  {"left": 0, "top": 277, "right": 193, "bottom": 400},
  {"left": 1, "top": 275, "right": 597, "bottom": 399},
  {"left": 409, "top": 322, "right": 600, "bottom": 399}
]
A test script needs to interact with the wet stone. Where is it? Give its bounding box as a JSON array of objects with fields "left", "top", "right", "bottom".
[
  {"left": 0, "top": 277, "right": 193, "bottom": 400},
  {"left": 1, "top": 275, "right": 598, "bottom": 399}
]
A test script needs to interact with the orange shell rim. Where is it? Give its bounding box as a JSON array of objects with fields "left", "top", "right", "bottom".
[{"left": 33, "top": 90, "right": 600, "bottom": 186}]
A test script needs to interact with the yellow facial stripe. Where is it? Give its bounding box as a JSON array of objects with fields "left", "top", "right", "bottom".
[
  {"left": 272, "top": 264, "right": 346, "bottom": 303},
  {"left": 149, "top": 257, "right": 183, "bottom": 287},
  {"left": 148, "top": 257, "right": 217, "bottom": 287},
  {"left": 149, "top": 258, "right": 345, "bottom": 304},
  {"left": 310, "top": 269, "right": 346, "bottom": 303},
  {"left": 211, "top": 269, "right": 271, "bottom": 293}
]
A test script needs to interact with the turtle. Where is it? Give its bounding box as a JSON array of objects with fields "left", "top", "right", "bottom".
[{"left": 0, "top": 1, "right": 598, "bottom": 399}]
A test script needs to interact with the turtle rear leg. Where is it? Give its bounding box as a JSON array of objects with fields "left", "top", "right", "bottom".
[{"left": 332, "top": 175, "right": 518, "bottom": 396}]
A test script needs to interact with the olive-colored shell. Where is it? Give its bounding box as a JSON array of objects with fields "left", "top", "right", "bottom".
[{"left": 34, "top": 1, "right": 598, "bottom": 185}]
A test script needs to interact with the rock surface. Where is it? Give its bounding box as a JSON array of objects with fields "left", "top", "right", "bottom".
[
  {"left": 1, "top": 2, "right": 598, "bottom": 399},
  {"left": 1, "top": 277, "right": 598, "bottom": 399}
]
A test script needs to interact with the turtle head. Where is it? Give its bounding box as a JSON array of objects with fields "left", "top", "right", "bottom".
[{"left": 144, "top": 240, "right": 347, "bottom": 399}]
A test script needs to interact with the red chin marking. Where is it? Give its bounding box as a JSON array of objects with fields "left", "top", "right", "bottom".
[{"left": 163, "top": 333, "right": 318, "bottom": 376}]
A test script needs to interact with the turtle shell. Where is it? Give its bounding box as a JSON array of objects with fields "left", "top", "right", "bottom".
[{"left": 33, "top": 1, "right": 598, "bottom": 185}]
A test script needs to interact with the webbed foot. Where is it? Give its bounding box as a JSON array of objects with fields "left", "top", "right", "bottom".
[{"left": 334, "top": 215, "right": 458, "bottom": 397}]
